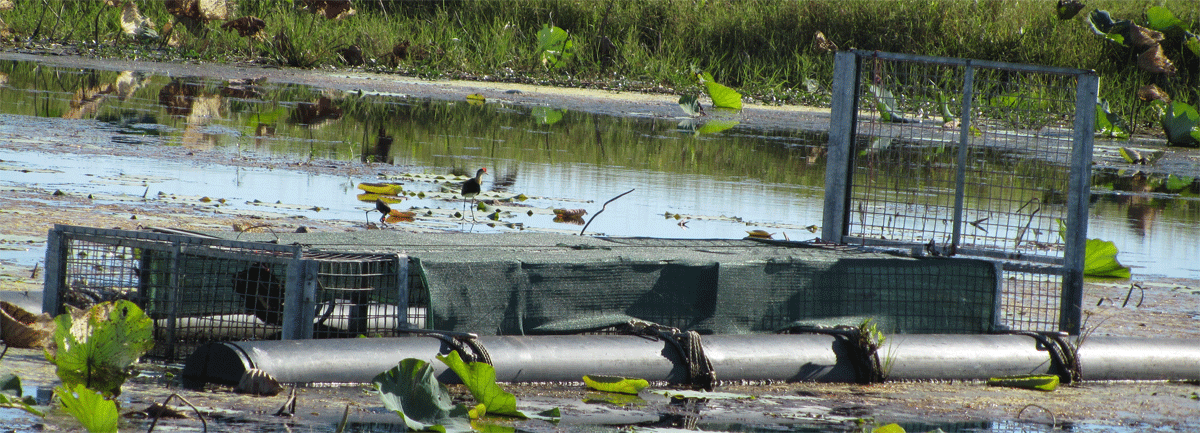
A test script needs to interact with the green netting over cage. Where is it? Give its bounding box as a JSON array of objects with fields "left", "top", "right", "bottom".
[{"left": 416, "top": 242, "right": 1000, "bottom": 335}]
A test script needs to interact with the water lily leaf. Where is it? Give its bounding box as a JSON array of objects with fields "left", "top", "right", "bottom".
[
  {"left": 1095, "top": 98, "right": 1130, "bottom": 139},
  {"left": 1146, "top": 6, "right": 1190, "bottom": 32},
  {"left": 466, "top": 93, "right": 486, "bottom": 102},
  {"left": 697, "top": 72, "right": 742, "bottom": 110},
  {"left": 536, "top": 24, "right": 574, "bottom": 70},
  {"left": 44, "top": 300, "right": 154, "bottom": 398},
  {"left": 872, "top": 423, "right": 907, "bottom": 433},
  {"left": 437, "top": 351, "right": 526, "bottom": 418},
  {"left": 583, "top": 375, "right": 649, "bottom": 395},
  {"left": 1084, "top": 238, "right": 1131, "bottom": 278},
  {"left": 531, "top": 106, "right": 564, "bottom": 125},
  {"left": 987, "top": 374, "right": 1059, "bottom": 392},
  {"left": 1056, "top": 219, "right": 1131, "bottom": 278},
  {"left": 678, "top": 94, "right": 701, "bottom": 117},
  {"left": 1160, "top": 101, "right": 1200, "bottom": 147},
  {"left": 372, "top": 358, "right": 473, "bottom": 432},
  {"left": 56, "top": 384, "right": 118, "bottom": 433}
]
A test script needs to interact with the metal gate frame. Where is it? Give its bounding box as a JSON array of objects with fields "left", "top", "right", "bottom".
[{"left": 822, "top": 50, "right": 1098, "bottom": 334}]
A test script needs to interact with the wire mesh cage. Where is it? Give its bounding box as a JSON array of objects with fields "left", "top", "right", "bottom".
[
  {"left": 823, "top": 50, "right": 1097, "bottom": 334},
  {"left": 44, "top": 225, "right": 426, "bottom": 360}
]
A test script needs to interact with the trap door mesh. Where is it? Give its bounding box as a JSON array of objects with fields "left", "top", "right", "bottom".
[{"left": 823, "top": 51, "right": 1097, "bottom": 333}]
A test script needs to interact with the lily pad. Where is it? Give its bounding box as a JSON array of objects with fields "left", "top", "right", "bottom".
[
  {"left": 987, "top": 374, "right": 1059, "bottom": 391},
  {"left": 44, "top": 300, "right": 154, "bottom": 398},
  {"left": 1161, "top": 101, "right": 1200, "bottom": 147},
  {"left": 583, "top": 375, "right": 649, "bottom": 395},
  {"left": 56, "top": 384, "right": 118, "bottom": 433},
  {"left": 437, "top": 350, "right": 526, "bottom": 419},
  {"left": 372, "top": 358, "right": 473, "bottom": 432},
  {"left": 697, "top": 72, "right": 742, "bottom": 111}
]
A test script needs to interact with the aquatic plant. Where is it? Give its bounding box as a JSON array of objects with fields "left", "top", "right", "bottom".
[
  {"left": 0, "top": 372, "right": 44, "bottom": 417},
  {"left": 1159, "top": 100, "right": 1200, "bottom": 147},
  {"left": 373, "top": 358, "right": 473, "bottom": 432},
  {"left": 536, "top": 23, "right": 574, "bottom": 70},
  {"left": 54, "top": 384, "right": 118, "bottom": 433},
  {"left": 44, "top": 300, "right": 154, "bottom": 398},
  {"left": 583, "top": 375, "right": 649, "bottom": 395}
]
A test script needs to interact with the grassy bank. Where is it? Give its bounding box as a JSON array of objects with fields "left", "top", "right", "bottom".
[{"left": 1, "top": 0, "right": 1196, "bottom": 127}]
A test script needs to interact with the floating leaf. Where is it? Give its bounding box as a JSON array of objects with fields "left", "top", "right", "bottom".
[
  {"left": 872, "top": 423, "right": 907, "bottom": 433},
  {"left": 358, "top": 182, "right": 404, "bottom": 196},
  {"left": 437, "top": 351, "right": 526, "bottom": 418},
  {"left": 56, "top": 384, "right": 118, "bottom": 433},
  {"left": 987, "top": 374, "right": 1059, "bottom": 391},
  {"left": 746, "top": 230, "right": 774, "bottom": 239},
  {"left": 1118, "top": 147, "right": 1146, "bottom": 164},
  {"left": 697, "top": 72, "right": 742, "bottom": 111},
  {"left": 466, "top": 93, "right": 486, "bottom": 102},
  {"left": 583, "top": 375, "right": 649, "bottom": 395},
  {"left": 372, "top": 359, "right": 473, "bottom": 432},
  {"left": 678, "top": 94, "right": 701, "bottom": 117},
  {"left": 45, "top": 301, "right": 154, "bottom": 398}
]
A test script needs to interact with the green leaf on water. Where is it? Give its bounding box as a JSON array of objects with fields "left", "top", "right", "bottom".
[
  {"left": 372, "top": 358, "right": 473, "bottom": 432},
  {"left": 1160, "top": 101, "right": 1200, "bottom": 147},
  {"left": 872, "top": 423, "right": 907, "bottom": 433},
  {"left": 1165, "top": 174, "right": 1194, "bottom": 191},
  {"left": 697, "top": 72, "right": 742, "bottom": 111},
  {"left": 536, "top": 24, "right": 574, "bottom": 70},
  {"left": 437, "top": 351, "right": 526, "bottom": 419},
  {"left": 583, "top": 375, "right": 649, "bottom": 395},
  {"left": 55, "top": 384, "right": 118, "bottom": 433},
  {"left": 44, "top": 300, "right": 154, "bottom": 398},
  {"left": 1056, "top": 219, "right": 1131, "bottom": 278}
]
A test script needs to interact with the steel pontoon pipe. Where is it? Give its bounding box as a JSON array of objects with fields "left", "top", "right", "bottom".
[{"left": 181, "top": 334, "right": 1200, "bottom": 388}]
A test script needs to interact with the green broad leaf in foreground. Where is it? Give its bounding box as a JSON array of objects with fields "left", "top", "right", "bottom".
[
  {"left": 437, "top": 351, "right": 526, "bottom": 418},
  {"left": 678, "top": 94, "right": 701, "bottom": 117},
  {"left": 696, "top": 72, "right": 743, "bottom": 111},
  {"left": 583, "top": 375, "right": 649, "bottom": 395},
  {"left": 1160, "top": 100, "right": 1200, "bottom": 147},
  {"left": 55, "top": 384, "right": 118, "bottom": 433},
  {"left": 536, "top": 24, "right": 574, "bottom": 70},
  {"left": 44, "top": 300, "right": 154, "bottom": 398},
  {"left": 372, "top": 358, "right": 473, "bottom": 432},
  {"left": 1095, "top": 98, "right": 1130, "bottom": 139},
  {"left": 1145, "top": 6, "right": 1190, "bottom": 33}
]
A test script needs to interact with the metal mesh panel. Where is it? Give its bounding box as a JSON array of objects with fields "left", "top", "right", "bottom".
[
  {"left": 45, "top": 225, "right": 425, "bottom": 361},
  {"left": 825, "top": 51, "right": 1096, "bottom": 333}
]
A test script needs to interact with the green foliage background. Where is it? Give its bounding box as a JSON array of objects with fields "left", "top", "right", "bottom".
[{"left": 1, "top": 1, "right": 1196, "bottom": 124}]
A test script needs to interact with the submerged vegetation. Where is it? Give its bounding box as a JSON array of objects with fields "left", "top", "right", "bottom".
[{"left": 0, "top": 0, "right": 1196, "bottom": 127}]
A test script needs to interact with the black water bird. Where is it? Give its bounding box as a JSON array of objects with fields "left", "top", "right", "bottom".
[
  {"left": 233, "top": 263, "right": 285, "bottom": 326},
  {"left": 461, "top": 168, "right": 487, "bottom": 219}
]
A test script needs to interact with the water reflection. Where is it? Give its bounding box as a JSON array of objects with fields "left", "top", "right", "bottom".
[{"left": 0, "top": 59, "right": 1196, "bottom": 279}]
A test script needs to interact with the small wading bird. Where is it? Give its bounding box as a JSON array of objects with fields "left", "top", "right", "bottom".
[
  {"left": 368, "top": 198, "right": 391, "bottom": 224},
  {"left": 461, "top": 167, "right": 488, "bottom": 220}
]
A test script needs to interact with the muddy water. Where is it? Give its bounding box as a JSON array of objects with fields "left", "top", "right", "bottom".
[{"left": 0, "top": 58, "right": 1197, "bottom": 281}]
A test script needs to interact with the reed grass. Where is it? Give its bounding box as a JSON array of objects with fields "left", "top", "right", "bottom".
[{"left": 1, "top": 0, "right": 1196, "bottom": 123}]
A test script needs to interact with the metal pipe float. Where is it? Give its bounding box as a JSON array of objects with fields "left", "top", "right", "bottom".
[{"left": 181, "top": 334, "right": 1200, "bottom": 388}]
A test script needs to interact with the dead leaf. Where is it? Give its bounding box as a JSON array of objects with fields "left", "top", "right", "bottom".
[
  {"left": 1137, "top": 44, "right": 1176, "bottom": 75},
  {"left": 221, "top": 16, "right": 266, "bottom": 38}
]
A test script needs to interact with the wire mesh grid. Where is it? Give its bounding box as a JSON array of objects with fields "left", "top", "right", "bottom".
[
  {"left": 828, "top": 51, "right": 1095, "bottom": 333},
  {"left": 47, "top": 225, "right": 427, "bottom": 360}
]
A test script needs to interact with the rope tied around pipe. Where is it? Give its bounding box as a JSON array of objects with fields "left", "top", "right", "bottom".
[
  {"left": 400, "top": 329, "right": 494, "bottom": 366},
  {"left": 779, "top": 323, "right": 888, "bottom": 384},
  {"left": 1003, "top": 331, "right": 1080, "bottom": 384},
  {"left": 620, "top": 320, "right": 716, "bottom": 391}
]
